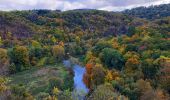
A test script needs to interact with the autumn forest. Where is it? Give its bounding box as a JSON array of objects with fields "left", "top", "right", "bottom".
[{"left": 0, "top": 3, "right": 170, "bottom": 100}]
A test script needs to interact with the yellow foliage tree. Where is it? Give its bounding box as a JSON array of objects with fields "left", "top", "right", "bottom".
[
  {"left": 0, "top": 36, "right": 2, "bottom": 46},
  {"left": 124, "top": 51, "right": 140, "bottom": 61},
  {"left": 75, "top": 36, "right": 80, "bottom": 45},
  {"left": 84, "top": 51, "right": 93, "bottom": 63},
  {"left": 125, "top": 56, "right": 140, "bottom": 71},
  {"left": 112, "top": 38, "right": 119, "bottom": 49},
  {"left": 31, "top": 40, "right": 41, "bottom": 48},
  {"left": 0, "top": 48, "right": 8, "bottom": 64},
  {"left": 105, "top": 70, "right": 113, "bottom": 82},
  {"left": 52, "top": 36, "right": 57, "bottom": 44},
  {"left": 52, "top": 87, "right": 60, "bottom": 96},
  {"left": 9, "top": 46, "right": 30, "bottom": 72},
  {"left": 124, "top": 55, "right": 141, "bottom": 78},
  {"left": 0, "top": 48, "right": 9, "bottom": 75},
  {"left": 0, "top": 77, "right": 8, "bottom": 93},
  {"left": 52, "top": 45, "right": 65, "bottom": 61}
]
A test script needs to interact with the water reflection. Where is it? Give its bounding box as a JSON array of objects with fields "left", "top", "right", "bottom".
[{"left": 63, "top": 60, "right": 89, "bottom": 100}]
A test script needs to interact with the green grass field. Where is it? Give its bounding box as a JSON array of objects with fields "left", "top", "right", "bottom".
[{"left": 8, "top": 63, "right": 69, "bottom": 98}]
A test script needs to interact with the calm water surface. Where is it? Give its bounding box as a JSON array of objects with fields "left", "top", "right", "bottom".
[{"left": 63, "top": 60, "right": 89, "bottom": 100}]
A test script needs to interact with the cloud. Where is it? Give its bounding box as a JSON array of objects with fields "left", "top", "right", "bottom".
[
  {"left": 98, "top": 0, "right": 170, "bottom": 11},
  {"left": 0, "top": 0, "right": 170, "bottom": 11}
]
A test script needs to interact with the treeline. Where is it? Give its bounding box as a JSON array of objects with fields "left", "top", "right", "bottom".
[
  {"left": 124, "top": 3, "right": 170, "bottom": 20},
  {"left": 0, "top": 41, "right": 65, "bottom": 75},
  {"left": 0, "top": 9, "right": 146, "bottom": 42}
]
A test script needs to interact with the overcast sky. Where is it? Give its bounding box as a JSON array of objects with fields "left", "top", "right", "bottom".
[{"left": 0, "top": 0, "right": 170, "bottom": 11}]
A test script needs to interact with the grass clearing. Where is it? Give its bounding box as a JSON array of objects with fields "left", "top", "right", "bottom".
[{"left": 8, "top": 63, "right": 70, "bottom": 98}]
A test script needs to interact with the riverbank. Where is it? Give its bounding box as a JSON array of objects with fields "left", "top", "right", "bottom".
[
  {"left": 68, "top": 56, "right": 85, "bottom": 66},
  {"left": 8, "top": 64, "right": 74, "bottom": 99}
]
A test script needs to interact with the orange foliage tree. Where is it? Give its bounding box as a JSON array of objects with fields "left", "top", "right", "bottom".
[{"left": 83, "top": 63, "right": 93, "bottom": 89}]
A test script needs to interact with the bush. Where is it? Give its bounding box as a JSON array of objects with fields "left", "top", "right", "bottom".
[
  {"left": 62, "top": 75, "right": 74, "bottom": 91},
  {"left": 11, "top": 84, "right": 34, "bottom": 100},
  {"left": 57, "top": 90, "right": 73, "bottom": 100},
  {"left": 37, "top": 57, "right": 47, "bottom": 67},
  {"left": 48, "top": 77, "right": 63, "bottom": 93}
]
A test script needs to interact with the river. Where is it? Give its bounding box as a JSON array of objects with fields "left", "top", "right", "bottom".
[{"left": 63, "top": 60, "right": 89, "bottom": 100}]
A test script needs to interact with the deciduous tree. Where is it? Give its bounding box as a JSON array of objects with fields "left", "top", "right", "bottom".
[
  {"left": 91, "top": 64, "right": 106, "bottom": 88},
  {"left": 52, "top": 45, "right": 65, "bottom": 62},
  {"left": 8, "top": 46, "right": 30, "bottom": 72},
  {"left": 99, "top": 48, "right": 125, "bottom": 70}
]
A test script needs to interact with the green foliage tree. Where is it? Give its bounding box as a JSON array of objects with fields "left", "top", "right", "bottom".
[
  {"left": 29, "top": 40, "right": 44, "bottom": 66},
  {"left": 142, "top": 59, "right": 159, "bottom": 79},
  {"left": 62, "top": 75, "right": 74, "bottom": 91},
  {"left": 74, "top": 45, "right": 83, "bottom": 55},
  {"left": 8, "top": 46, "right": 30, "bottom": 72},
  {"left": 125, "top": 44, "right": 137, "bottom": 52},
  {"left": 92, "top": 41, "right": 112, "bottom": 56},
  {"left": 127, "top": 26, "right": 136, "bottom": 37},
  {"left": 99, "top": 48, "right": 125, "bottom": 70}
]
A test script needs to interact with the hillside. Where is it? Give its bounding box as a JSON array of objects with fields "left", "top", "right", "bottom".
[
  {"left": 0, "top": 10, "right": 147, "bottom": 40},
  {"left": 124, "top": 3, "right": 170, "bottom": 20}
]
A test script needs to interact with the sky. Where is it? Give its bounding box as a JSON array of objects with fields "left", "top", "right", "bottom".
[{"left": 0, "top": 0, "right": 170, "bottom": 11}]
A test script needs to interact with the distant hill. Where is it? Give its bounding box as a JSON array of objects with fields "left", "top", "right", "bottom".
[
  {"left": 0, "top": 10, "right": 146, "bottom": 39},
  {"left": 2, "top": 2, "right": 170, "bottom": 40},
  {"left": 124, "top": 3, "right": 170, "bottom": 20}
]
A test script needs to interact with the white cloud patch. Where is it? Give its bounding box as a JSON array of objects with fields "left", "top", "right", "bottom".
[{"left": 0, "top": 0, "right": 170, "bottom": 11}]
